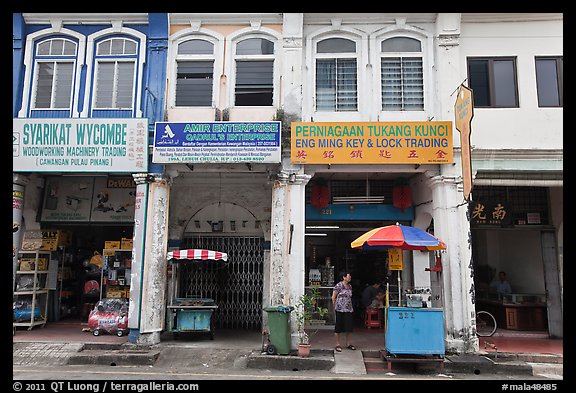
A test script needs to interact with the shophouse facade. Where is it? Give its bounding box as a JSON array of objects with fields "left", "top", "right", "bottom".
[
  {"left": 12, "top": 13, "right": 170, "bottom": 340},
  {"left": 13, "top": 13, "right": 562, "bottom": 353}
]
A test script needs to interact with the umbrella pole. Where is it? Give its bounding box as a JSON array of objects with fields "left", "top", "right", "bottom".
[{"left": 398, "top": 271, "right": 402, "bottom": 306}]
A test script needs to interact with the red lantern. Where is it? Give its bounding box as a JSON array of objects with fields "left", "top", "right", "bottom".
[
  {"left": 311, "top": 184, "right": 330, "bottom": 208},
  {"left": 392, "top": 184, "right": 412, "bottom": 212}
]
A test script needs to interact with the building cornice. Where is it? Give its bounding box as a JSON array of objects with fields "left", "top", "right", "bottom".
[
  {"left": 461, "top": 13, "right": 563, "bottom": 23},
  {"left": 22, "top": 13, "right": 149, "bottom": 25},
  {"left": 169, "top": 13, "right": 283, "bottom": 25},
  {"left": 471, "top": 149, "right": 563, "bottom": 161}
]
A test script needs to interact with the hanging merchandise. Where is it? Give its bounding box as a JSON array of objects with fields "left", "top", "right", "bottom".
[
  {"left": 90, "top": 251, "right": 103, "bottom": 268},
  {"left": 392, "top": 178, "right": 412, "bottom": 212},
  {"left": 84, "top": 280, "right": 100, "bottom": 296},
  {"left": 310, "top": 178, "right": 329, "bottom": 208}
]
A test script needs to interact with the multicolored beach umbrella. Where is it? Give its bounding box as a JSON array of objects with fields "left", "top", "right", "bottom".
[{"left": 350, "top": 223, "right": 446, "bottom": 251}]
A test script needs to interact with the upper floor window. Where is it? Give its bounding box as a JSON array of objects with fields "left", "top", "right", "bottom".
[
  {"left": 315, "top": 38, "right": 358, "bottom": 112},
  {"left": 535, "top": 57, "right": 563, "bottom": 107},
  {"left": 234, "top": 38, "right": 274, "bottom": 106},
  {"left": 380, "top": 37, "right": 423, "bottom": 111},
  {"left": 468, "top": 57, "right": 519, "bottom": 108},
  {"left": 93, "top": 37, "right": 138, "bottom": 109},
  {"left": 175, "top": 39, "right": 215, "bottom": 107},
  {"left": 32, "top": 38, "right": 77, "bottom": 110}
]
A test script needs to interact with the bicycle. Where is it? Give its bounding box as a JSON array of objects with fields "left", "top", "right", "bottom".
[{"left": 475, "top": 310, "right": 497, "bottom": 337}]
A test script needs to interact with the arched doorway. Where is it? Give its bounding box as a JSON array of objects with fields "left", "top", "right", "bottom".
[{"left": 181, "top": 202, "right": 264, "bottom": 330}]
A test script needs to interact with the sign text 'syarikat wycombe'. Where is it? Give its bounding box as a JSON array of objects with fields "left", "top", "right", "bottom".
[
  {"left": 13, "top": 118, "right": 148, "bottom": 173},
  {"left": 152, "top": 122, "right": 281, "bottom": 164},
  {"left": 291, "top": 121, "right": 453, "bottom": 164}
]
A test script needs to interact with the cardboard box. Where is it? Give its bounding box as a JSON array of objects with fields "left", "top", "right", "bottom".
[
  {"left": 19, "top": 257, "right": 48, "bottom": 271},
  {"left": 104, "top": 241, "right": 121, "bottom": 250},
  {"left": 120, "top": 237, "right": 133, "bottom": 250},
  {"left": 106, "top": 289, "right": 124, "bottom": 298},
  {"left": 21, "top": 230, "right": 71, "bottom": 251}
]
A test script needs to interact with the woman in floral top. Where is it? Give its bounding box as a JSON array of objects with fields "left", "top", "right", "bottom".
[{"left": 331, "top": 271, "right": 355, "bottom": 352}]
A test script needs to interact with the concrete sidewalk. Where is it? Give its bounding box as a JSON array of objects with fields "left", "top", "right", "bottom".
[
  {"left": 13, "top": 340, "right": 563, "bottom": 379},
  {"left": 13, "top": 326, "right": 563, "bottom": 379}
]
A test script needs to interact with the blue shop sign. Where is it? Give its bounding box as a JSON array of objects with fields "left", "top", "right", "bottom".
[
  {"left": 306, "top": 203, "right": 414, "bottom": 221},
  {"left": 152, "top": 121, "right": 281, "bottom": 164}
]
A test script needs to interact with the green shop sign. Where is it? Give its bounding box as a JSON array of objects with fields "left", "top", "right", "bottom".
[{"left": 13, "top": 118, "right": 148, "bottom": 173}]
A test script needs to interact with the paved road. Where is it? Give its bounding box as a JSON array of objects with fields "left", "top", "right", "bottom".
[{"left": 13, "top": 363, "right": 563, "bottom": 382}]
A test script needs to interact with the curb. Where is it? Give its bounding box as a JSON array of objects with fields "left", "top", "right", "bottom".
[
  {"left": 245, "top": 349, "right": 335, "bottom": 371},
  {"left": 67, "top": 342, "right": 160, "bottom": 366}
]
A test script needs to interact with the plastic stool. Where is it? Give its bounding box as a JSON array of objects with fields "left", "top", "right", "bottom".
[{"left": 364, "top": 308, "right": 382, "bottom": 329}]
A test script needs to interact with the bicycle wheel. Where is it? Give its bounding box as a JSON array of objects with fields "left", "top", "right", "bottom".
[{"left": 476, "top": 310, "right": 497, "bottom": 337}]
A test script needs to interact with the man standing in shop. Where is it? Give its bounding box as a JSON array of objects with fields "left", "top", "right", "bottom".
[{"left": 491, "top": 271, "right": 512, "bottom": 296}]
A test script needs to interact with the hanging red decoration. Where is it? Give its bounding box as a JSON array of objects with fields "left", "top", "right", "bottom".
[
  {"left": 310, "top": 181, "right": 330, "bottom": 208},
  {"left": 392, "top": 180, "right": 412, "bottom": 212}
]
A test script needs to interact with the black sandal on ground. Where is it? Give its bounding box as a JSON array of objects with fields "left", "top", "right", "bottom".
[
  {"left": 335, "top": 346, "right": 342, "bottom": 352},
  {"left": 346, "top": 345, "right": 356, "bottom": 350}
]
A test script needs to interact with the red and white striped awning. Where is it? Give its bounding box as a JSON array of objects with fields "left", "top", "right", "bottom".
[{"left": 167, "top": 249, "right": 228, "bottom": 262}]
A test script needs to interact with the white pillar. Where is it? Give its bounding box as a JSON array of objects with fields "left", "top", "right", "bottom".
[
  {"left": 129, "top": 173, "right": 171, "bottom": 345},
  {"left": 268, "top": 160, "right": 310, "bottom": 349},
  {"left": 428, "top": 173, "right": 478, "bottom": 353},
  {"left": 281, "top": 13, "right": 303, "bottom": 116}
]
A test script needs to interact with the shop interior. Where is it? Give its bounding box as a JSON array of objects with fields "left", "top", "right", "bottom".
[
  {"left": 304, "top": 220, "right": 402, "bottom": 326},
  {"left": 15, "top": 225, "right": 134, "bottom": 330}
]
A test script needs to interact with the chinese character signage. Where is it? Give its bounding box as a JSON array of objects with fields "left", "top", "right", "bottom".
[
  {"left": 291, "top": 121, "right": 453, "bottom": 164},
  {"left": 454, "top": 84, "right": 474, "bottom": 201},
  {"left": 152, "top": 121, "right": 281, "bottom": 164},
  {"left": 388, "top": 248, "right": 403, "bottom": 271},
  {"left": 13, "top": 118, "right": 148, "bottom": 172},
  {"left": 470, "top": 200, "right": 511, "bottom": 226}
]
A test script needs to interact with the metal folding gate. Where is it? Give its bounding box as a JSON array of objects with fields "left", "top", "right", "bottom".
[{"left": 180, "top": 236, "right": 264, "bottom": 330}]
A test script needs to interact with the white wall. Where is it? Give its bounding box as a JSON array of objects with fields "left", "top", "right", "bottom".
[
  {"left": 459, "top": 20, "right": 563, "bottom": 150},
  {"left": 475, "top": 229, "right": 545, "bottom": 294}
]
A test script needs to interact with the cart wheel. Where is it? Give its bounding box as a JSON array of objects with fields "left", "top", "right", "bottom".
[
  {"left": 266, "top": 344, "right": 277, "bottom": 355},
  {"left": 93, "top": 329, "right": 100, "bottom": 336},
  {"left": 117, "top": 330, "right": 124, "bottom": 337}
]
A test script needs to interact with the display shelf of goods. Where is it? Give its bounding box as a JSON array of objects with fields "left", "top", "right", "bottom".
[
  {"left": 14, "top": 251, "right": 51, "bottom": 330},
  {"left": 101, "top": 249, "right": 132, "bottom": 301}
]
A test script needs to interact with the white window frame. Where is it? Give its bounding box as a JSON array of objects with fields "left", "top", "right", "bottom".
[
  {"left": 167, "top": 28, "right": 224, "bottom": 109},
  {"left": 92, "top": 37, "right": 139, "bottom": 110},
  {"left": 31, "top": 58, "right": 75, "bottom": 110},
  {"left": 369, "top": 26, "right": 434, "bottom": 122},
  {"left": 225, "top": 27, "right": 282, "bottom": 109},
  {"left": 305, "top": 26, "right": 368, "bottom": 122},
  {"left": 84, "top": 27, "right": 146, "bottom": 117},
  {"left": 18, "top": 29, "right": 86, "bottom": 118}
]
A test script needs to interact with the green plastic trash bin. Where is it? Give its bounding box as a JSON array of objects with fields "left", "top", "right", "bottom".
[{"left": 263, "top": 305, "right": 294, "bottom": 355}]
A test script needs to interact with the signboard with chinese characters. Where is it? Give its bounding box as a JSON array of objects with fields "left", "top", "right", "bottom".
[
  {"left": 470, "top": 200, "right": 512, "bottom": 226},
  {"left": 152, "top": 121, "right": 281, "bottom": 164},
  {"left": 388, "top": 248, "right": 403, "bottom": 271},
  {"left": 291, "top": 122, "right": 453, "bottom": 164},
  {"left": 13, "top": 118, "right": 148, "bottom": 172},
  {"left": 454, "top": 84, "right": 474, "bottom": 201}
]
